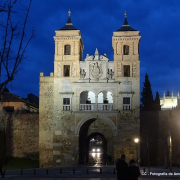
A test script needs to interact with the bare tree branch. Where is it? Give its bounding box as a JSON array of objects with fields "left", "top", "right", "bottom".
[{"left": 0, "top": 0, "right": 34, "bottom": 96}]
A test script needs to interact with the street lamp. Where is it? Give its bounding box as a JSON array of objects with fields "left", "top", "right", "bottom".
[
  {"left": 167, "top": 132, "right": 172, "bottom": 172},
  {"left": 134, "top": 138, "right": 139, "bottom": 165}
]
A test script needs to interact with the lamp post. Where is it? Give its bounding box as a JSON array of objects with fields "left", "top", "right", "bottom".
[
  {"left": 167, "top": 132, "right": 172, "bottom": 172},
  {"left": 134, "top": 138, "right": 139, "bottom": 165}
]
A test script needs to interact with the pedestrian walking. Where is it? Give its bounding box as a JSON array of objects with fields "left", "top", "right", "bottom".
[
  {"left": 0, "top": 157, "right": 4, "bottom": 178},
  {"left": 128, "top": 159, "right": 140, "bottom": 180},
  {"left": 116, "top": 154, "right": 128, "bottom": 180}
]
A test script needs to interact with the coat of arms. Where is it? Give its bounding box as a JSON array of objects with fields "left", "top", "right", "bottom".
[{"left": 90, "top": 62, "right": 103, "bottom": 80}]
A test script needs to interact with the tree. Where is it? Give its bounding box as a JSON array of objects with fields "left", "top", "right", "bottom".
[
  {"left": 141, "top": 73, "right": 154, "bottom": 111},
  {"left": 154, "top": 91, "right": 161, "bottom": 111},
  {"left": 0, "top": 0, "right": 34, "bottom": 159},
  {"left": 0, "top": 0, "right": 35, "bottom": 97}
]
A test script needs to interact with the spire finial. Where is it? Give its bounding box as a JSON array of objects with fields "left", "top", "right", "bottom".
[
  {"left": 124, "top": 11, "right": 127, "bottom": 18},
  {"left": 68, "top": 9, "right": 71, "bottom": 17}
]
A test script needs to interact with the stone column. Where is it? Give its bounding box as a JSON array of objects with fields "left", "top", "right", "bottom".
[{"left": 95, "top": 95, "right": 98, "bottom": 110}]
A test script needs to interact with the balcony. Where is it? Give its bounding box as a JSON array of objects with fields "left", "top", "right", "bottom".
[
  {"left": 123, "top": 105, "right": 131, "bottom": 110},
  {"left": 79, "top": 103, "right": 113, "bottom": 111},
  {"left": 63, "top": 105, "right": 70, "bottom": 111}
]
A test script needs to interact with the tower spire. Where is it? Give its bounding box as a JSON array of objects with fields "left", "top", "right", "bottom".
[
  {"left": 59, "top": 10, "right": 77, "bottom": 30},
  {"left": 116, "top": 11, "right": 137, "bottom": 31}
]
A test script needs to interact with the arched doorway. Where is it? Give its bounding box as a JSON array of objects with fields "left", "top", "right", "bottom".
[
  {"left": 87, "top": 133, "right": 107, "bottom": 164},
  {"left": 78, "top": 117, "right": 115, "bottom": 165}
]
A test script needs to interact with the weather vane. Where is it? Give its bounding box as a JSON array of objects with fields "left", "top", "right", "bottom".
[
  {"left": 68, "top": 9, "right": 71, "bottom": 17},
  {"left": 124, "top": 11, "right": 127, "bottom": 18}
]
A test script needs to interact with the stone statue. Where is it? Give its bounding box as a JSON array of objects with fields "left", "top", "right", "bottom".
[
  {"left": 107, "top": 69, "right": 114, "bottom": 79},
  {"left": 80, "top": 68, "right": 86, "bottom": 79}
]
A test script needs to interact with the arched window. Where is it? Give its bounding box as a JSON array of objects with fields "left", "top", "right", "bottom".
[
  {"left": 124, "top": 65, "right": 130, "bottom": 77},
  {"left": 64, "top": 44, "right": 71, "bottom": 55},
  {"left": 64, "top": 65, "right": 70, "bottom": 77},
  {"left": 123, "top": 45, "right": 129, "bottom": 55}
]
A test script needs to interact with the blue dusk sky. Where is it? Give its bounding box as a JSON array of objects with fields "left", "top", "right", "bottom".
[{"left": 1, "top": 0, "right": 180, "bottom": 99}]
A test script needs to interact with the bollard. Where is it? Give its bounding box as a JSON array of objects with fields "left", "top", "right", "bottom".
[
  {"left": 100, "top": 168, "right": 102, "bottom": 174},
  {"left": 21, "top": 168, "right": 23, "bottom": 175},
  {"left": 87, "top": 168, "right": 89, "bottom": 174},
  {"left": 46, "top": 168, "right": 48, "bottom": 175},
  {"left": 60, "top": 168, "right": 62, "bottom": 174},
  {"left": 34, "top": 169, "right": 36, "bottom": 175},
  {"left": 113, "top": 168, "right": 116, "bottom": 174},
  {"left": 73, "top": 168, "right": 75, "bottom": 174}
]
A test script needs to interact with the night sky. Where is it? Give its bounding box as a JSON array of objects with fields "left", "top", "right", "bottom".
[{"left": 1, "top": 0, "right": 180, "bottom": 99}]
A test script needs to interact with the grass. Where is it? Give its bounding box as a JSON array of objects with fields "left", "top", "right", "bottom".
[{"left": 3, "top": 158, "right": 39, "bottom": 170}]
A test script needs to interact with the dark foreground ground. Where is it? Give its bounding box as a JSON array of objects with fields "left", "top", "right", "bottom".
[{"left": 2, "top": 165, "right": 180, "bottom": 180}]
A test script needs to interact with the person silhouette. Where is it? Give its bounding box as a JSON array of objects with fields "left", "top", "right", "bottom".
[
  {"left": 0, "top": 157, "right": 4, "bottom": 178},
  {"left": 116, "top": 154, "right": 128, "bottom": 180},
  {"left": 128, "top": 159, "right": 140, "bottom": 180}
]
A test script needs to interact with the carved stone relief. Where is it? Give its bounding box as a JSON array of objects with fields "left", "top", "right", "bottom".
[
  {"left": 90, "top": 62, "right": 103, "bottom": 80},
  {"left": 72, "top": 63, "right": 76, "bottom": 77},
  {"left": 132, "top": 63, "right": 136, "bottom": 77},
  {"left": 117, "top": 63, "right": 121, "bottom": 77},
  {"left": 57, "top": 63, "right": 62, "bottom": 77}
]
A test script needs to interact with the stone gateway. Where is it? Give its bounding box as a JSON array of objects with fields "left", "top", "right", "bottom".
[{"left": 39, "top": 11, "right": 141, "bottom": 167}]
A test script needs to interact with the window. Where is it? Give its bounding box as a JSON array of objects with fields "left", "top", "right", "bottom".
[
  {"left": 63, "top": 98, "right": 70, "bottom": 111},
  {"left": 124, "top": 65, "right": 130, "bottom": 77},
  {"left": 64, "top": 45, "right": 71, "bottom": 55},
  {"left": 123, "top": 45, "right": 129, "bottom": 55},
  {"left": 123, "top": 97, "right": 131, "bottom": 110},
  {"left": 123, "top": 97, "right": 130, "bottom": 104},
  {"left": 64, "top": 65, "right": 70, "bottom": 77},
  {"left": 63, "top": 98, "right": 70, "bottom": 105}
]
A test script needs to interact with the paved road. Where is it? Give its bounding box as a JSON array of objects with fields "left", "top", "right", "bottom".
[{"left": 2, "top": 166, "right": 180, "bottom": 179}]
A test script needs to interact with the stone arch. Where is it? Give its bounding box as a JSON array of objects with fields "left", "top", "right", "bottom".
[
  {"left": 97, "top": 91, "right": 113, "bottom": 103},
  {"left": 75, "top": 115, "right": 117, "bottom": 136},
  {"left": 79, "top": 89, "right": 97, "bottom": 96},
  {"left": 79, "top": 91, "right": 95, "bottom": 104}
]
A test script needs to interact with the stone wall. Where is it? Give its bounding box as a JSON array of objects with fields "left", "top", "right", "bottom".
[
  {"left": 5, "top": 113, "right": 39, "bottom": 159},
  {"left": 140, "top": 109, "right": 180, "bottom": 167}
]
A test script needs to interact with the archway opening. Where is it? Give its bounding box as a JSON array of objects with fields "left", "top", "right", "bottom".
[
  {"left": 87, "top": 133, "right": 107, "bottom": 164},
  {"left": 79, "top": 119, "right": 95, "bottom": 164},
  {"left": 78, "top": 117, "right": 114, "bottom": 165}
]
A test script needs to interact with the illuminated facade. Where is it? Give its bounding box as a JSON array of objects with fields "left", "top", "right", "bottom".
[
  {"left": 39, "top": 11, "right": 141, "bottom": 167},
  {"left": 160, "top": 91, "right": 179, "bottom": 110}
]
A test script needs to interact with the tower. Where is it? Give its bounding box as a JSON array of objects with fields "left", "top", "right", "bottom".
[
  {"left": 112, "top": 12, "right": 141, "bottom": 162},
  {"left": 112, "top": 11, "right": 140, "bottom": 79},
  {"left": 54, "top": 10, "right": 84, "bottom": 79},
  {"left": 112, "top": 11, "right": 141, "bottom": 111}
]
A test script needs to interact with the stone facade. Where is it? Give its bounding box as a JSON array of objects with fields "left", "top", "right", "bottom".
[
  {"left": 39, "top": 12, "right": 141, "bottom": 167},
  {"left": 3, "top": 112, "right": 39, "bottom": 159}
]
